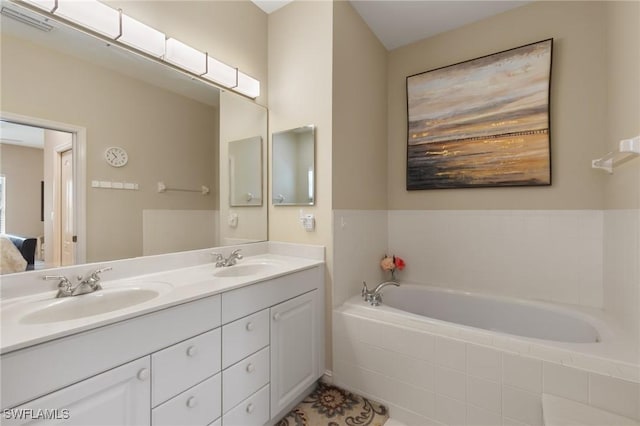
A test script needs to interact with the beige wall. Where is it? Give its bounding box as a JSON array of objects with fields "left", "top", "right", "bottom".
[
  {"left": 268, "top": 0, "right": 334, "bottom": 370},
  {"left": 268, "top": 1, "right": 333, "bottom": 247},
  {"left": 603, "top": 1, "right": 640, "bottom": 210},
  {"left": 332, "top": 1, "right": 388, "bottom": 210},
  {"left": 2, "top": 35, "right": 217, "bottom": 262},
  {"left": 104, "top": 0, "right": 268, "bottom": 106},
  {"left": 0, "top": 144, "right": 44, "bottom": 237},
  {"left": 387, "top": 1, "right": 608, "bottom": 210}
]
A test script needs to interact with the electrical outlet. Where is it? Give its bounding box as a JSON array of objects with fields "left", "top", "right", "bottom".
[{"left": 301, "top": 214, "right": 315, "bottom": 231}]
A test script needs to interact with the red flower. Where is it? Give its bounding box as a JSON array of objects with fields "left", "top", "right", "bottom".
[{"left": 394, "top": 256, "right": 406, "bottom": 270}]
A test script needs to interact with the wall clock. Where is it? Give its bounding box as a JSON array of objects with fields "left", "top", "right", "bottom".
[{"left": 104, "top": 146, "right": 128, "bottom": 168}]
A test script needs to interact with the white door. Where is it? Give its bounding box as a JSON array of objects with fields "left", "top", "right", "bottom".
[
  {"left": 59, "top": 149, "right": 74, "bottom": 266},
  {"left": 5, "top": 357, "right": 151, "bottom": 425},
  {"left": 270, "top": 290, "right": 318, "bottom": 417}
]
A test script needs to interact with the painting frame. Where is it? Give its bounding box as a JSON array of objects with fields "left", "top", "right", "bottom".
[{"left": 406, "top": 39, "right": 553, "bottom": 190}]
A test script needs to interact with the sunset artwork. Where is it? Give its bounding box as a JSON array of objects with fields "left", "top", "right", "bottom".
[{"left": 406, "top": 39, "right": 553, "bottom": 189}]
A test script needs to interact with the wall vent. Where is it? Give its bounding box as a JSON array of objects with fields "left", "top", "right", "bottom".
[{"left": 1, "top": 6, "right": 53, "bottom": 32}]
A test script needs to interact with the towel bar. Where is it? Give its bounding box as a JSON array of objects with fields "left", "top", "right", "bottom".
[{"left": 592, "top": 135, "right": 640, "bottom": 173}]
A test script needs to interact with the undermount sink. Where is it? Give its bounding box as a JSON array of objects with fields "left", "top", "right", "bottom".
[
  {"left": 12, "top": 282, "right": 172, "bottom": 325},
  {"left": 213, "top": 261, "right": 282, "bottom": 278}
]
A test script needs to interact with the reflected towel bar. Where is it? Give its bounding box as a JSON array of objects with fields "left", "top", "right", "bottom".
[{"left": 157, "top": 181, "right": 210, "bottom": 195}]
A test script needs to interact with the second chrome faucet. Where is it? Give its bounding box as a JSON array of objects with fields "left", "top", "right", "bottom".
[
  {"left": 362, "top": 280, "right": 400, "bottom": 306},
  {"left": 212, "top": 249, "right": 243, "bottom": 267}
]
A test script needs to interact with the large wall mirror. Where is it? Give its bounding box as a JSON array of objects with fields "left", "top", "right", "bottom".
[
  {"left": 272, "top": 125, "right": 315, "bottom": 206},
  {"left": 0, "top": 1, "right": 267, "bottom": 274}
]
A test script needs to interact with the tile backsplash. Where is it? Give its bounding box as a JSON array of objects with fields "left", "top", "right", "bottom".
[
  {"left": 333, "top": 209, "right": 639, "bottom": 340},
  {"left": 333, "top": 210, "right": 388, "bottom": 307},
  {"left": 387, "top": 210, "right": 604, "bottom": 308},
  {"left": 603, "top": 209, "right": 640, "bottom": 340}
]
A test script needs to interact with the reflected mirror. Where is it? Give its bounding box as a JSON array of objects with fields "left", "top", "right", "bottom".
[
  {"left": 272, "top": 125, "right": 315, "bottom": 206},
  {"left": 0, "top": 1, "right": 267, "bottom": 274},
  {"left": 228, "top": 137, "right": 262, "bottom": 207},
  {"left": 219, "top": 91, "right": 267, "bottom": 246}
]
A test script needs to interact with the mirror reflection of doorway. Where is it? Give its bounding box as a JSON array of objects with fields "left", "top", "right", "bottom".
[
  {"left": 59, "top": 148, "right": 75, "bottom": 266},
  {"left": 0, "top": 119, "right": 76, "bottom": 270}
]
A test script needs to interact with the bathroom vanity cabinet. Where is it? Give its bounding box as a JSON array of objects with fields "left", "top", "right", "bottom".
[
  {"left": 9, "top": 357, "right": 152, "bottom": 425},
  {"left": 270, "top": 291, "right": 319, "bottom": 416},
  {"left": 1, "top": 265, "right": 324, "bottom": 426}
]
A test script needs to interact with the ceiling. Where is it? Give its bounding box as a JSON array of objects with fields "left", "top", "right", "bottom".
[
  {"left": 252, "top": 0, "right": 530, "bottom": 50},
  {"left": 0, "top": 121, "right": 45, "bottom": 149}
]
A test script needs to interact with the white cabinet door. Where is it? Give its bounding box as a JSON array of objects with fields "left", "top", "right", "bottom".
[
  {"left": 270, "top": 290, "right": 318, "bottom": 417},
  {"left": 5, "top": 357, "right": 151, "bottom": 426}
]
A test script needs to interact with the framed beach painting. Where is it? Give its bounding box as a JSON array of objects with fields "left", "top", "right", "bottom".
[{"left": 406, "top": 39, "right": 553, "bottom": 190}]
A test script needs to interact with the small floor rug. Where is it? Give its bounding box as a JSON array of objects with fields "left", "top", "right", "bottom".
[{"left": 276, "top": 382, "right": 389, "bottom": 426}]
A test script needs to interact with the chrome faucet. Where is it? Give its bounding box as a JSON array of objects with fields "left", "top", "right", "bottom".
[
  {"left": 45, "top": 275, "right": 74, "bottom": 298},
  {"left": 212, "top": 249, "right": 244, "bottom": 267},
  {"left": 45, "top": 267, "right": 112, "bottom": 298},
  {"left": 361, "top": 280, "right": 400, "bottom": 306}
]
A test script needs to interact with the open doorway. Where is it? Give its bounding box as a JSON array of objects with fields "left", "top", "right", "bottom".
[
  {"left": 45, "top": 129, "right": 75, "bottom": 267},
  {"left": 0, "top": 114, "right": 86, "bottom": 270}
]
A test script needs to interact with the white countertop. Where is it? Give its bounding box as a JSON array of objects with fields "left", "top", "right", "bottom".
[{"left": 0, "top": 243, "right": 324, "bottom": 354}]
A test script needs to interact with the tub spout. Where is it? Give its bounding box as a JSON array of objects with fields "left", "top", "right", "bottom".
[{"left": 362, "top": 280, "right": 399, "bottom": 306}]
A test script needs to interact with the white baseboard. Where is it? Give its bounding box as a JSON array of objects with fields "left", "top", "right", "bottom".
[{"left": 321, "top": 369, "right": 333, "bottom": 384}]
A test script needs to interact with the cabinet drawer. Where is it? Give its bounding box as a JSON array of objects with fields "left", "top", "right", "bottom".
[
  {"left": 222, "top": 384, "right": 269, "bottom": 426},
  {"left": 222, "top": 346, "right": 269, "bottom": 413},
  {"left": 152, "top": 373, "right": 221, "bottom": 426},
  {"left": 221, "top": 309, "right": 269, "bottom": 369},
  {"left": 153, "top": 328, "right": 221, "bottom": 406}
]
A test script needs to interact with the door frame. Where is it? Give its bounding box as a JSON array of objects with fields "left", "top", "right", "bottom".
[
  {"left": 0, "top": 111, "right": 87, "bottom": 265},
  {"left": 57, "top": 147, "right": 73, "bottom": 266}
]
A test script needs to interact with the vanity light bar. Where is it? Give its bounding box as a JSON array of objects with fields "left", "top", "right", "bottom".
[
  {"left": 21, "top": 0, "right": 55, "bottom": 13},
  {"left": 204, "top": 55, "right": 239, "bottom": 88},
  {"left": 165, "top": 38, "right": 207, "bottom": 75},
  {"left": 236, "top": 71, "right": 261, "bottom": 99},
  {"left": 18, "top": 0, "right": 261, "bottom": 99},
  {"left": 55, "top": 0, "right": 120, "bottom": 38},
  {"left": 117, "top": 12, "right": 166, "bottom": 58}
]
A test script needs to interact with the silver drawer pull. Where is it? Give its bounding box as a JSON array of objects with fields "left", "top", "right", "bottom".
[
  {"left": 273, "top": 312, "right": 281, "bottom": 321},
  {"left": 246, "top": 403, "right": 254, "bottom": 414},
  {"left": 136, "top": 368, "right": 149, "bottom": 381},
  {"left": 245, "top": 321, "right": 254, "bottom": 331},
  {"left": 186, "top": 396, "right": 198, "bottom": 408},
  {"left": 246, "top": 363, "right": 255, "bottom": 373},
  {"left": 186, "top": 345, "right": 198, "bottom": 357}
]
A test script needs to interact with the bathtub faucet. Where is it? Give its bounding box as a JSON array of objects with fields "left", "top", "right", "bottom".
[{"left": 361, "top": 280, "right": 400, "bottom": 306}]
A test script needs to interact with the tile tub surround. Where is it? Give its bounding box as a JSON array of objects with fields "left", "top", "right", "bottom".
[
  {"left": 603, "top": 209, "right": 640, "bottom": 343},
  {"left": 387, "top": 210, "right": 604, "bottom": 308},
  {"left": 334, "top": 209, "right": 639, "bottom": 341},
  {"left": 333, "top": 210, "right": 389, "bottom": 307},
  {"left": 333, "top": 304, "right": 640, "bottom": 426}
]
